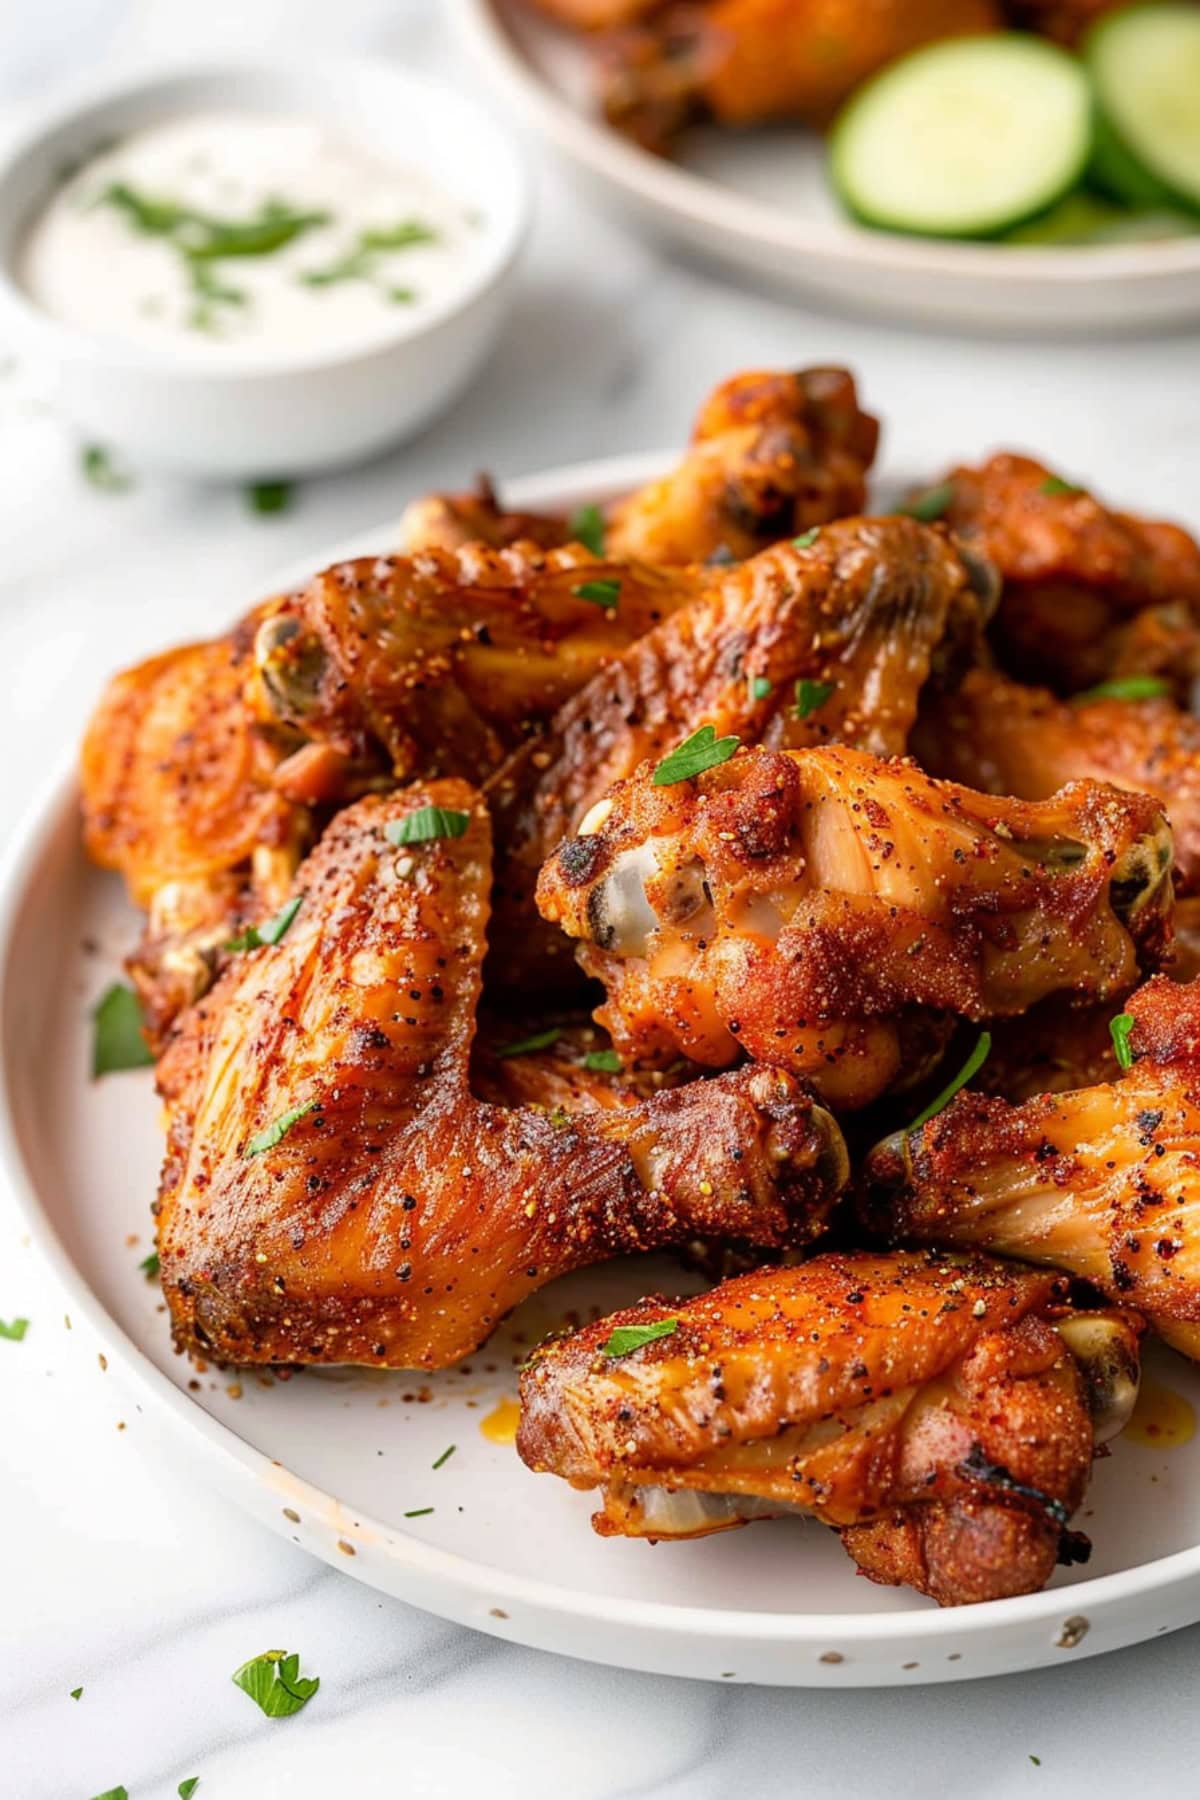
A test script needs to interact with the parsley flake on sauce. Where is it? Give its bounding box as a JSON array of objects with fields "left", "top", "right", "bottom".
[
  {"left": 1110, "top": 1012, "right": 1135, "bottom": 1070},
  {"left": 244, "top": 1100, "right": 319, "bottom": 1158},
  {"left": 795, "top": 678, "right": 835, "bottom": 720},
  {"left": 653, "top": 725, "right": 740, "bottom": 787},
  {"left": 572, "top": 578, "right": 621, "bottom": 610},
  {"left": 225, "top": 895, "right": 302, "bottom": 952},
  {"left": 568, "top": 504, "right": 606, "bottom": 556}
]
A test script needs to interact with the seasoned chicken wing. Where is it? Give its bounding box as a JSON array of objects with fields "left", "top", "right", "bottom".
[
  {"left": 934, "top": 454, "right": 1200, "bottom": 697},
  {"left": 398, "top": 368, "right": 878, "bottom": 566},
  {"left": 518, "top": 1251, "right": 1142, "bottom": 1605},
  {"left": 156, "top": 781, "right": 849, "bottom": 1368},
  {"left": 864, "top": 975, "right": 1200, "bottom": 1359},
  {"left": 915, "top": 669, "right": 1200, "bottom": 894},
  {"left": 471, "top": 1014, "right": 693, "bottom": 1113},
  {"left": 537, "top": 744, "right": 1173, "bottom": 1109},
  {"left": 601, "top": 0, "right": 1000, "bottom": 153},
  {"left": 492, "top": 516, "right": 993, "bottom": 990}
]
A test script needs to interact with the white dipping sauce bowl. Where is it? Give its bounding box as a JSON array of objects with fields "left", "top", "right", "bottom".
[{"left": 0, "top": 61, "right": 529, "bottom": 478}]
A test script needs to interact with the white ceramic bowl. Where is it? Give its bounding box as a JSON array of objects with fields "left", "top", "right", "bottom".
[{"left": 0, "top": 60, "right": 530, "bottom": 478}]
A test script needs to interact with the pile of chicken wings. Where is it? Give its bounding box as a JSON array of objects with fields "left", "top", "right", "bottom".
[{"left": 81, "top": 365, "right": 1200, "bottom": 1607}]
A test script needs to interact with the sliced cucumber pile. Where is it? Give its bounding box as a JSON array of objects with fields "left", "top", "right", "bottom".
[
  {"left": 829, "top": 35, "right": 1092, "bottom": 239},
  {"left": 1087, "top": 4, "right": 1200, "bottom": 215}
]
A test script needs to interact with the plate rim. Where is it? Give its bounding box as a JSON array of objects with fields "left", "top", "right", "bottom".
[
  {"left": 5, "top": 446, "right": 1200, "bottom": 1676},
  {"left": 454, "top": 0, "right": 1200, "bottom": 289}
]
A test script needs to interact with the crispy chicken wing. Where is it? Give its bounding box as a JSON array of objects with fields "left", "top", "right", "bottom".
[
  {"left": 935, "top": 454, "right": 1200, "bottom": 697},
  {"left": 864, "top": 975, "right": 1200, "bottom": 1359},
  {"left": 471, "top": 1014, "right": 693, "bottom": 1113},
  {"left": 600, "top": 0, "right": 1000, "bottom": 153},
  {"left": 915, "top": 669, "right": 1200, "bottom": 894},
  {"left": 518, "top": 1251, "right": 1142, "bottom": 1605},
  {"left": 537, "top": 744, "right": 1173, "bottom": 1109},
  {"left": 156, "top": 781, "right": 849, "bottom": 1368},
  {"left": 492, "top": 516, "right": 993, "bottom": 989},
  {"left": 398, "top": 368, "right": 878, "bottom": 566}
]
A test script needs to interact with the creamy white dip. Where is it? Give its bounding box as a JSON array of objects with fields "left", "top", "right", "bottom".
[{"left": 20, "top": 113, "right": 486, "bottom": 363}]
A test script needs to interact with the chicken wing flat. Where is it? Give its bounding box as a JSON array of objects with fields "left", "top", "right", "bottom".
[
  {"left": 518, "top": 1250, "right": 1142, "bottom": 1605},
  {"left": 537, "top": 744, "right": 1173, "bottom": 1109},
  {"left": 600, "top": 0, "right": 1000, "bottom": 153},
  {"left": 934, "top": 454, "right": 1200, "bottom": 697},
  {"left": 252, "top": 542, "right": 695, "bottom": 787},
  {"left": 398, "top": 368, "right": 878, "bottom": 566},
  {"left": 491, "top": 516, "right": 993, "bottom": 989},
  {"left": 156, "top": 780, "right": 849, "bottom": 1368},
  {"left": 81, "top": 613, "right": 308, "bottom": 1042},
  {"left": 864, "top": 974, "right": 1200, "bottom": 1359},
  {"left": 915, "top": 669, "right": 1200, "bottom": 894}
]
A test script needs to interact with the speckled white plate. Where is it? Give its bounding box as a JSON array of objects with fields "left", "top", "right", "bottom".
[
  {"left": 5, "top": 451, "right": 1200, "bottom": 1687},
  {"left": 456, "top": 0, "right": 1200, "bottom": 334}
]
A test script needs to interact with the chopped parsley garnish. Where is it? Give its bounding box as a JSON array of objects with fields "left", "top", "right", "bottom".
[
  {"left": 1110, "top": 1011, "right": 1135, "bottom": 1070},
  {"left": 906, "top": 1031, "right": 991, "bottom": 1135},
  {"left": 1040, "top": 475, "right": 1083, "bottom": 497},
  {"left": 231, "top": 1649, "right": 319, "bottom": 1718},
  {"left": 386, "top": 805, "right": 471, "bottom": 847},
  {"left": 300, "top": 219, "right": 436, "bottom": 297},
  {"left": 795, "top": 678, "right": 835, "bottom": 720},
  {"left": 749, "top": 675, "right": 773, "bottom": 701},
  {"left": 572, "top": 578, "right": 621, "bottom": 610},
  {"left": 1030, "top": 1755, "right": 1042, "bottom": 1767},
  {"left": 0, "top": 1318, "right": 29, "bottom": 1342},
  {"left": 92, "top": 983, "right": 154, "bottom": 1078},
  {"left": 226, "top": 895, "right": 302, "bottom": 952},
  {"left": 1074, "top": 674, "right": 1170, "bottom": 704},
  {"left": 89, "top": 1788, "right": 128, "bottom": 1800},
  {"left": 70, "top": 1686, "right": 83, "bottom": 1700},
  {"left": 896, "top": 480, "right": 955, "bottom": 522},
  {"left": 405, "top": 1506, "right": 435, "bottom": 1518},
  {"left": 179, "top": 1782, "right": 200, "bottom": 1799},
  {"left": 104, "top": 184, "right": 329, "bottom": 259},
  {"left": 653, "top": 724, "right": 740, "bottom": 787},
  {"left": 603, "top": 1318, "right": 680, "bottom": 1358},
  {"left": 792, "top": 528, "right": 820, "bottom": 549},
  {"left": 432, "top": 1444, "right": 456, "bottom": 1470},
  {"left": 361, "top": 221, "right": 438, "bottom": 252},
  {"left": 568, "top": 504, "right": 606, "bottom": 556},
  {"left": 498, "top": 1028, "right": 560, "bottom": 1059},
  {"left": 584, "top": 1049, "right": 622, "bottom": 1073},
  {"left": 139, "top": 1250, "right": 160, "bottom": 1280},
  {"left": 81, "top": 444, "right": 134, "bottom": 493},
  {"left": 246, "top": 481, "right": 294, "bottom": 516},
  {"left": 245, "top": 1099, "right": 318, "bottom": 1158}
]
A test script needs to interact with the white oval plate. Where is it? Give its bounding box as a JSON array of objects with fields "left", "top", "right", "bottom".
[
  {"left": 4, "top": 450, "right": 1200, "bottom": 1687},
  {"left": 456, "top": 0, "right": 1200, "bottom": 334}
]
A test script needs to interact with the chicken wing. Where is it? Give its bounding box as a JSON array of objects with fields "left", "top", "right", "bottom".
[
  {"left": 491, "top": 516, "right": 994, "bottom": 990},
  {"left": 470, "top": 1014, "right": 693, "bottom": 1113},
  {"left": 600, "top": 0, "right": 1000, "bottom": 153},
  {"left": 934, "top": 454, "right": 1200, "bottom": 697},
  {"left": 537, "top": 744, "right": 1173, "bottom": 1109},
  {"left": 518, "top": 1250, "right": 1142, "bottom": 1605},
  {"left": 156, "top": 781, "right": 849, "bottom": 1368},
  {"left": 915, "top": 669, "right": 1200, "bottom": 895},
  {"left": 864, "top": 974, "right": 1200, "bottom": 1359},
  {"left": 398, "top": 368, "right": 878, "bottom": 566}
]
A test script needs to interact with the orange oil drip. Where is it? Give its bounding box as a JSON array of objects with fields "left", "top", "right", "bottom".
[
  {"left": 1125, "top": 1376, "right": 1197, "bottom": 1448},
  {"left": 480, "top": 1397, "right": 520, "bottom": 1444}
]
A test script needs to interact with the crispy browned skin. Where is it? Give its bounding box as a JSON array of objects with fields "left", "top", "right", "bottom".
[
  {"left": 916, "top": 669, "right": 1200, "bottom": 895},
  {"left": 935, "top": 455, "right": 1200, "bottom": 697},
  {"left": 537, "top": 743, "right": 1173, "bottom": 1109},
  {"left": 253, "top": 542, "right": 701, "bottom": 787},
  {"left": 399, "top": 369, "right": 878, "bottom": 567},
  {"left": 601, "top": 0, "right": 1000, "bottom": 152},
  {"left": 471, "top": 1015, "right": 693, "bottom": 1113},
  {"left": 492, "top": 516, "right": 992, "bottom": 990},
  {"left": 156, "top": 781, "right": 849, "bottom": 1368},
  {"left": 519, "top": 1251, "right": 1140, "bottom": 1605},
  {"left": 864, "top": 975, "right": 1200, "bottom": 1359}
]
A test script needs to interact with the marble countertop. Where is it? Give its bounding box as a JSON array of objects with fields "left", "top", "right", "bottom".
[{"left": 4, "top": 3, "right": 1200, "bottom": 1795}]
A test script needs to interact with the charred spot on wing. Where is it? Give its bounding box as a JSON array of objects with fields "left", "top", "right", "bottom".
[{"left": 558, "top": 835, "right": 604, "bottom": 887}]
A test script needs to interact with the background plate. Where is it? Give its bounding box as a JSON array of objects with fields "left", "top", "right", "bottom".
[
  {"left": 456, "top": 0, "right": 1200, "bottom": 334},
  {"left": 4, "top": 452, "right": 1200, "bottom": 1686}
]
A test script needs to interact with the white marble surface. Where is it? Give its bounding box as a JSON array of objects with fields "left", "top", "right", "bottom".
[{"left": 4, "top": 3, "right": 1200, "bottom": 1795}]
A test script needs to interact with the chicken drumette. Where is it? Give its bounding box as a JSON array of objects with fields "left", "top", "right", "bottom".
[
  {"left": 537, "top": 742, "right": 1172, "bottom": 1109},
  {"left": 518, "top": 1250, "right": 1142, "bottom": 1606},
  {"left": 864, "top": 975, "right": 1200, "bottom": 1359},
  {"left": 156, "top": 780, "right": 849, "bottom": 1368}
]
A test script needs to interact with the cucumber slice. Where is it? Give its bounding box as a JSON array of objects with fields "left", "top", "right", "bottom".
[
  {"left": 829, "top": 35, "right": 1092, "bottom": 239},
  {"left": 1086, "top": 4, "right": 1200, "bottom": 215},
  {"left": 1003, "top": 190, "right": 1198, "bottom": 244}
]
